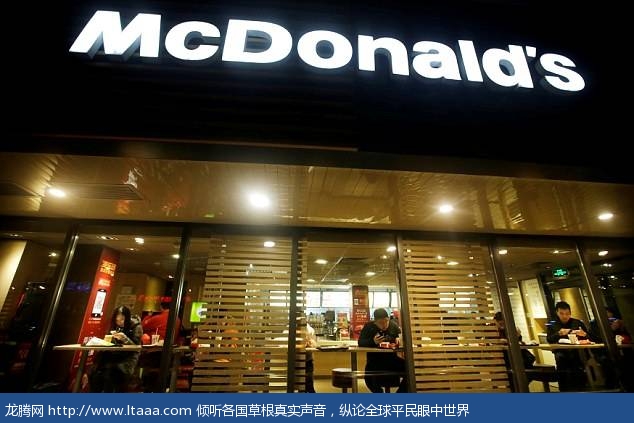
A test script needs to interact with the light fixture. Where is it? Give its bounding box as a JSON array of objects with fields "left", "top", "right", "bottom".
[
  {"left": 126, "top": 247, "right": 137, "bottom": 251},
  {"left": 315, "top": 259, "right": 328, "bottom": 265},
  {"left": 381, "top": 255, "right": 388, "bottom": 259},
  {"left": 406, "top": 249, "right": 412, "bottom": 253},
  {"left": 447, "top": 261, "right": 459, "bottom": 266},
  {"left": 602, "top": 263, "right": 612, "bottom": 268},
  {"left": 8, "top": 233, "right": 21, "bottom": 238},
  {"left": 553, "top": 250, "right": 560, "bottom": 254},
  {"left": 386, "top": 245, "right": 397, "bottom": 253},
  {"left": 498, "top": 249, "right": 508, "bottom": 255},
  {"left": 469, "top": 256, "right": 474, "bottom": 260},
  {"left": 598, "top": 212, "right": 614, "bottom": 221},
  {"left": 248, "top": 192, "right": 271, "bottom": 209},
  {"left": 598, "top": 250, "right": 609, "bottom": 257},
  {"left": 365, "top": 271, "right": 376, "bottom": 277},
  {"left": 98, "top": 235, "right": 118, "bottom": 240},
  {"left": 47, "top": 187, "right": 66, "bottom": 198},
  {"left": 307, "top": 279, "right": 316, "bottom": 282},
  {"left": 263, "top": 241, "right": 276, "bottom": 248},
  {"left": 168, "top": 275, "right": 174, "bottom": 279},
  {"left": 438, "top": 204, "right": 454, "bottom": 214},
  {"left": 134, "top": 237, "right": 145, "bottom": 244},
  {"left": 437, "top": 255, "right": 444, "bottom": 260},
  {"left": 48, "top": 252, "right": 58, "bottom": 257},
  {"left": 172, "top": 254, "right": 180, "bottom": 259}
]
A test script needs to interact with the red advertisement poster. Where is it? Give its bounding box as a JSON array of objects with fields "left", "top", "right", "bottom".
[
  {"left": 351, "top": 285, "right": 369, "bottom": 340},
  {"left": 68, "top": 247, "right": 119, "bottom": 391}
]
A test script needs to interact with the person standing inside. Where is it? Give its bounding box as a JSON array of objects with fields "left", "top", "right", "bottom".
[
  {"left": 142, "top": 300, "right": 182, "bottom": 341},
  {"left": 358, "top": 308, "right": 408, "bottom": 393},
  {"left": 89, "top": 306, "right": 142, "bottom": 392},
  {"left": 546, "top": 301, "right": 590, "bottom": 391}
]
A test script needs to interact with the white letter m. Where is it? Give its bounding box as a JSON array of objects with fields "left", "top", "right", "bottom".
[{"left": 69, "top": 10, "right": 161, "bottom": 59}]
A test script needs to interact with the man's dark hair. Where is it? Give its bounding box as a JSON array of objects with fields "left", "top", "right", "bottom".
[
  {"left": 493, "top": 311, "right": 503, "bottom": 321},
  {"left": 555, "top": 301, "right": 571, "bottom": 311},
  {"left": 373, "top": 308, "right": 389, "bottom": 320}
]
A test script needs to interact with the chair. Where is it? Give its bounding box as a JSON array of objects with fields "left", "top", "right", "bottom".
[
  {"left": 331, "top": 368, "right": 353, "bottom": 392},
  {"left": 525, "top": 364, "right": 558, "bottom": 392}
]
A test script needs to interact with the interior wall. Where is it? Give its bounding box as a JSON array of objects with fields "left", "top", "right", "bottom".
[{"left": 0, "top": 241, "right": 26, "bottom": 328}]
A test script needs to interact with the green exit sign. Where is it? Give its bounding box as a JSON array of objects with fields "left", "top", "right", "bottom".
[{"left": 552, "top": 268, "right": 569, "bottom": 279}]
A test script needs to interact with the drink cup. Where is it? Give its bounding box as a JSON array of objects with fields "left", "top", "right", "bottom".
[
  {"left": 151, "top": 334, "right": 160, "bottom": 345},
  {"left": 568, "top": 334, "right": 578, "bottom": 344}
]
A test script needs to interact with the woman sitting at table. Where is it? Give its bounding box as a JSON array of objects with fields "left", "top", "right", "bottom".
[{"left": 89, "top": 306, "right": 143, "bottom": 392}]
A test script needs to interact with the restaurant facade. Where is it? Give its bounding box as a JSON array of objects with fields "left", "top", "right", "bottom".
[{"left": 1, "top": 0, "right": 632, "bottom": 393}]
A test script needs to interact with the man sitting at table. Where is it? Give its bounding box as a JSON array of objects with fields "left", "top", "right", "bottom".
[
  {"left": 358, "top": 308, "right": 408, "bottom": 393},
  {"left": 546, "top": 301, "right": 591, "bottom": 391}
]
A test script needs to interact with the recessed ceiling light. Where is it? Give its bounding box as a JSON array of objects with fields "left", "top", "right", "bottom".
[
  {"left": 248, "top": 192, "right": 271, "bottom": 209},
  {"left": 386, "top": 246, "right": 396, "bottom": 252},
  {"left": 598, "top": 250, "right": 609, "bottom": 257},
  {"left": 406, "top": 249, "right": 412, "bottom": 253},
  {"left": 381, "top": 255, "right": 388, "bottom": 259},
  {"left": 134, "top": 237, "right": 145, "bottom": 244},
  {"left": 47, "top": 187, "right": 66, "bottom": 198},
  {"left": 469, "top": 256, "right": 474, "bottom": 260},
  {"left": 438, "top": 204, "right": 454, "bottom": 214},
  {"left": 48, "top": 252, "right": 58, "bottom": 257},
  {"left": 498, "top": 249, "right": 508, "bottom": 255},
  {"left": 602, "top": 263, "right": 612, "bottom": 268},
  {"left": 468, "top": 273, "right": 474, "bottom": 277},
  {"left": 8, "top": 233, "right": 21, "bottom": 238},
  {"left": 307, "top": 279, "right": 316, "bottom": 282},
  {"left": 126, "top": 247, "right": 137, "bottom": 251},
  {"left": 263, "top": 241, "right": 276, "bottom": 248},
  {"left": 598, "top": 212, "right": 614, "bottom": 221},
  {"left": 447, "top": 261, "right": 459, "bottom": 266},
  {"left": 553, "top": 250, "right": 560, "bottom": 254},
  {"left": 98, "top": 235, "right": 118, "bottom": 240},
  {"left": 315, "top": 259, "right": 328, "bottom": 265},
  {"left": 365, "top": 271, "right": 376, "bottom": 276},
  {"left": 437, "top": 255, "right": 444, "bottom": 260},
  {"left": 172, "top": 254, "right": 180, "bottom": 259},
  {"left": 168, "top": 275, "right": 174, "bottom": 279}
]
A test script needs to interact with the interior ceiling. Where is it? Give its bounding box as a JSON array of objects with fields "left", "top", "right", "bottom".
[{"left": 0, "top": 152, "right": 632, "bottom": 237}]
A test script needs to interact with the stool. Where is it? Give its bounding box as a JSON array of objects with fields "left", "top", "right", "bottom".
[
  {"left": 331, "top": 368, "right": 353, "bottom": 392},
  {"left": 526, "top": 364, "right": 557, "bottom": 392}
]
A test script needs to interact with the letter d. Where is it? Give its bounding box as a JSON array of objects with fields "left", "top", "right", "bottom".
[{"left": 222, "top": 19, "right": 292, "bottom": 64}]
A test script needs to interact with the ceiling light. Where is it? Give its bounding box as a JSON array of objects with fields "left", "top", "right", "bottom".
[
  {"left": 315, "top": 259, "right": 328, "bottom": 265},
  {"left": 386, "top": 246, "right": 397, "bottom": 252},
  {"left": 48, "top": 252, "right": 58, "bottom": 257},
  {"left": 134, "top": 237, "right": 145, "bottom": 244},
  {"left": 248, "top": 192, "right": 271, "bottom": 209},
  {"left": 598, "top": 250, "right": 608, "bottom": 257},
  {"left": 47, "top": 187, "right": 66, "bottom": 198},
  {"left": 598, "top": 212, "right": 614, "bottom": 221},
  {"left": 498, "top": 249, "right": 508, "bottom": 255},
  {"left": 437, "top": 255, "right": 443, "bottom": 260},
  {"left": 98, "top": 235, "right": 118, "bottom": 240},
  {"left": 172, "top": 254, "right": 180, "bottom": 259},
  {"left": 447, "top": 261, "right": 459, "bottom": 266},
  {"left": 168, "top": 275, "right": 174, "bottom": 279},
  {"left": 365, "top": 271, "right": 376, "bottom": 276},
  {"left": 307, "top": 279, "right": 316, "bottom": 282},
  {"left": 468, "top": 273, "right": 474, "bottom": 277},
  {"left": 602, "top": 263, "right": 612, "bottom": 268},
  {"left": 126, "top": 247, "right": 137, "bottom": 251},
  {"left": 8, "top": 233, "right": 21, "bottom": 238},
  {"left": 381, "top": 254, "right": 388, "bottom": 259},
  {"left": 469, "top": 256, "right": 474, "bottom": 260},
  {"left": 263, "top": 241, "right": 276, "bottom": 248},
  {"left": 438, "top": 204, "right": 454, "bottom": 214},
  {"left": 406, "top": 249, "right": 412, "bottom": 253},
  {"left": 553, "top": 250, "right": 560, "bottom": 254}
]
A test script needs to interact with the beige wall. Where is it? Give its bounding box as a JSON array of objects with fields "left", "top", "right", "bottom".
[{"left": 0, "top": 241, "right": 26, "bottom": 318}]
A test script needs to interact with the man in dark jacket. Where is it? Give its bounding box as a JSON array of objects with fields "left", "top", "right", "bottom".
[
  {"left": 358, "top": 308, "right": 407, "bottom": 393},
  {"left": 546, "top": 301, "right": 590, "bottom": 391}
]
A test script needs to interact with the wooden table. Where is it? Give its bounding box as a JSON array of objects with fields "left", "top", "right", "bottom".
[
  {"left": 311, "top": 346, "right": 404, "bottom": 393},
  {"left": 53, "top": 344, "right": 190, "bottom": 393},
  {"left": 53, "top": 344, "right": 141, "bottom": 393}
]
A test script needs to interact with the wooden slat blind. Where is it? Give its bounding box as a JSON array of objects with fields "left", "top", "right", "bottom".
[
  {"left": 191, "top": 235, "right": 299, "bottom": 392},
  {"left": 402, "top": 240, "right": 510, "bottom": 392}
]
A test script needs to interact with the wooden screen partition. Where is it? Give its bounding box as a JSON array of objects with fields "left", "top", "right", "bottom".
[
  {"left": 191, "top": 236, "right": 298, "bottom": 392},
  {"left": 402, "top": 240, "right": 511, "bottom": 392}
]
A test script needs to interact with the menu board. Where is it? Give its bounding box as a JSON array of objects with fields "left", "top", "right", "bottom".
[{"left": 322, "top": 291, "right": 350, "bottom": 308}]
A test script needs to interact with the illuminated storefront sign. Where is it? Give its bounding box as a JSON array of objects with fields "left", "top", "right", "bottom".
[{"left": 70, "top": 10, "right": 585, "bottom": 92}]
